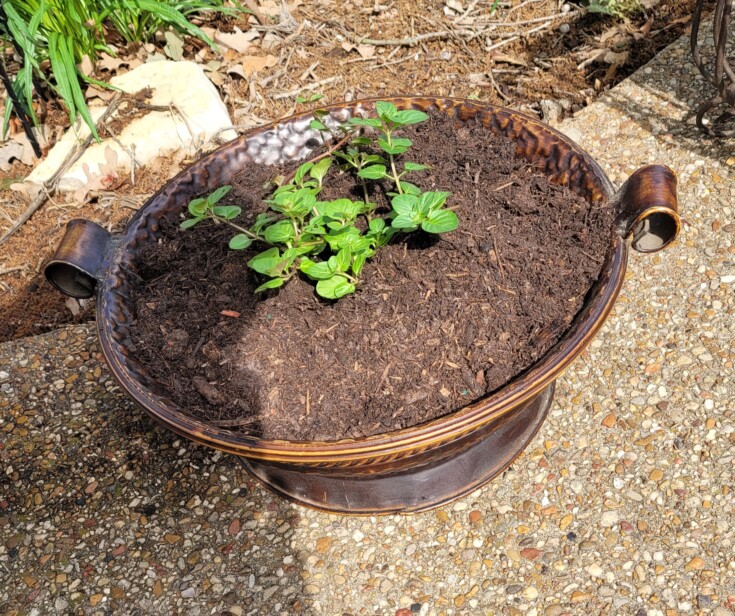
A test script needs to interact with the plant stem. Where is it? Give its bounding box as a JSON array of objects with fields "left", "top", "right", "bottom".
[
  {"left": 281, "top": 131, "right": 353, "bottom": 186},
  {"left": 217, "top": 218, "right": 271, "bottom": 245},
  {"left": 360, "top": 177, "right": 370, "bottom": 205},
  {"left": 383, "top": 127, "right": 403, "bottom": 194},
  {"left": 389, "top": 153, "right": 402, "bottom": 194}
]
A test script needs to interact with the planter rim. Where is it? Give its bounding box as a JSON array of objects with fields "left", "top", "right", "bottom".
[{"left": 95, "top": 96, "right": 628, "bottom": 461}]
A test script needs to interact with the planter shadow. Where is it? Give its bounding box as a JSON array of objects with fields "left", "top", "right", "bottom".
[{"left": 44, "top": 97, "right": 679, "bottom": 515}]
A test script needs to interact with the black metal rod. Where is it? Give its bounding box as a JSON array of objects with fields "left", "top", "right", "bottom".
[
  {"left": 0, "top": 56, "right": 42, "bottom": 157},
  {"left": 0, "top": 5, "right": 43, "bottom": 157}
]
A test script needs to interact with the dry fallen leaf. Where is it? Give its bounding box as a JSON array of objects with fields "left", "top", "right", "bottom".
[
  {"left": 599, "top": 25, "right": 625, "bottom": 44},
  {"left": 341, "top": 42, "right": 376, "bottom": 58},
  {"left": 443, "top": 0, "right": 464, "bottom": 15},
  {"left": 356, "top": 44, "right": 375, "bottom": 59},
  {"left": 604, "top": 50, "right": 629, "bottom": 65},
  {"left": 223, "top": 48, "right": 240, "bottom": 63},
  {"left": 65, "top": 297, "right": 81, "bottom": 316},
  {"left": 76, "top": 146, "right": 121, "bottom": 201},
  {"left": 240, "top": 54, "right": 278, "bottom": 77},
  {"left": 261, "top": 32, "right": 281, "bottom": 51},
  {"left": 602, "top": 50, "right": 629, "bottom": 83},
  {"left": 577, "top": 48, "right": 609, "bottom": 70},
  {"left": 0, "top": 129, "right": 45, "bottom": 169},
  {"left": 85, "top": 84, "right": 116, "bottom": 102},
  {"left": 258, "top": 0, "right": 302, "bottom": 18},
  {"left": 97, "top": 52, "right": 126, "bottom": 72},
  {"left": 79, "top": 54, "right": 94, "bottom": 77},
  {"left": 0, "top": 141, "right": 25, "bottom": 171},
  {"left": 227, "top": 65, "right": 248, "bottom": 79},
  {"left": 214, "top": 27, "right": 260, "bottom": 53},
  {"left": 163, "top": 31, "right": 184, "bottom": 61},
  {"left": 208, "top": 71, "right": 225, "bottom": 87}
]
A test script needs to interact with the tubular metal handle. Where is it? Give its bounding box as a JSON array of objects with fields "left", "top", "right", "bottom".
[
  {"left": 44, "top": 219, "right": 112, "bottom": 299},
  {"left": 612, "top": 164, "right": 680, "bottom": 253}
]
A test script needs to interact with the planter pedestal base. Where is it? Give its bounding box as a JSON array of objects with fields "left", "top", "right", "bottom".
[{"left": 236, "top": 383, "right": 553, "bottom": 515}]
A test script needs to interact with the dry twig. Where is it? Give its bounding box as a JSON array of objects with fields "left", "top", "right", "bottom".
[
  {"left": 352, "top": 31, "right": 453, "bottom": 47},
  {"left": 0, "top": 265, "right": 27, "bottom": 276},
  {"left": 243, "top": 0, "right": 268, "bottom": 26},
  {"left": 0, "top": 92, "right": 123, "bottom": 248},
  {"left": 272, "top": 76, "right": 341, "bottom": 100}
]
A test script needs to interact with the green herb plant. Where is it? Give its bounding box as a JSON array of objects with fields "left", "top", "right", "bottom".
[
  {"left": 295, "top": 93, "right": 325, "bottom": 105},
  {"left": 181, "top": 102, "right": 458, "bottom": 300}
]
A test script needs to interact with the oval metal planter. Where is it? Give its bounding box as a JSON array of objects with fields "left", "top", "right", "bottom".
[{"left": 45, "top": 97, "right": 680, "bottom": 514}]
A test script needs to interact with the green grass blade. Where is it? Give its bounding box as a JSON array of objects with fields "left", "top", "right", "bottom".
[
  {"left": 59, "top": 33, "right": 98, "bottom": 139},
  {"left": 80, "top": 72, "right": 120, "bottom": 90},
  {"left": 2, "top": 2, "right": 35, "bottom": 46},
  {"left": 132, "top": 0, "right": 217, "bottom": 48},
  {"left": 28, "top": 0, "right": 47, "bottom": 38},
  {"left": 47, "top": 32, "right": 77, "bottom": 123}
]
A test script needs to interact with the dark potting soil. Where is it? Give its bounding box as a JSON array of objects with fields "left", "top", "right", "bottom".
[{"left": 130, "top": 113, "right": 614, "bottom": 441}]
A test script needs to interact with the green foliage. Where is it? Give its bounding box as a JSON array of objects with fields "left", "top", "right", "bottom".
[
  {"left": 0, "top": 0, "right": 247, "bottom": 139},
  {"left": 181, "top": 102, "right": 459, "bottom": 300},
  {"left": 295, "top": 93, "right": 325, "bottom": 105},
  {"left": 585, "top": 0, "right": 641, "bottom": 17}
]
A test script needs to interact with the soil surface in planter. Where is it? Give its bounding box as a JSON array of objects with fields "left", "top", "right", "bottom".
[{"left": 130, "top": 113, "right": 614, "bottom": 441}]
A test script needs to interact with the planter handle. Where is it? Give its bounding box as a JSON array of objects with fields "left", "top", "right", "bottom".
[
  {"left": 44, "top": 219, "right": 112, "bottom": 299},
  {"left": 612, "top": 164, "right": 680, "bottom": 253}
]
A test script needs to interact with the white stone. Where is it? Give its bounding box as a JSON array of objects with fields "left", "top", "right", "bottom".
[
  {"left": 560, "top": 125, "right": 584, "bottom": 145},
  {"left": 522, "top": 586, "right": 539, "bottom": 600},
  {"left": 25, "top": 61, "right": 237, "bottom": 195},
  {"left": 600, "top": 511, "right": 619, "bottom": 527},
  {"left": 721, "top": 275, "right": 735, "bottom": 284}
]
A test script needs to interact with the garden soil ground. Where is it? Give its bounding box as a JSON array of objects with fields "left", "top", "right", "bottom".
[
  {"left": 129, "top": 112, "right": 614, "bottom": 441},
  {"left": 0, "top": 0, "right": 710, "bottom": 342}
]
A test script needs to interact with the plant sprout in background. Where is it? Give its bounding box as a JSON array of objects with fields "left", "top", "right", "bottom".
[
  {"left": 181, "top": 102, "right": 459, "bottom": 300},
  {"left": 0, "top": 0, "right": 248, "bottom": 139},
  {"left": 584, "top": 0, "right": 641, "bottom": 17}
]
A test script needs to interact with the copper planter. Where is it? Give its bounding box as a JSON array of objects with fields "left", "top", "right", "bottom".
[{"left": 45, "top": 97, "right": 679, "bottom": 514}]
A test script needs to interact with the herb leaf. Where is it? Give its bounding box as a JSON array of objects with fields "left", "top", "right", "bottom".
[
  {"left": 317, "top": 275, "right": 356, "bottom": 299},
  {"left": 212, "top": 205, "right": 241, "bottom": 220},
  {"left": 229, "top": 234, "right": 252, "bottom": 250},
  {"left": 421, "top": 209, "right": 458, "bottom": 234},
  {"left": 180, "top": 217, "right": 203, "bottom": 230},
  {"left": 254, "top": 277, "right": 285, "bottom": 292},
  {"left": 358, "top": 165, "right": 387, "bottom": 180},
  {"left": 393, "top": 109, "right": 429, "bottom": 125},
  {"left": 209, "top": 185, "right": 232, "bottom": 204},
  {"left": 248, "top": 247, "right": 282, "bottom": 276}
]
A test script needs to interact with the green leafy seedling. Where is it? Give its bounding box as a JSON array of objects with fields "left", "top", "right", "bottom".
[{"left": 180, "top": 101, "right": 459, "bottom": 301}]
